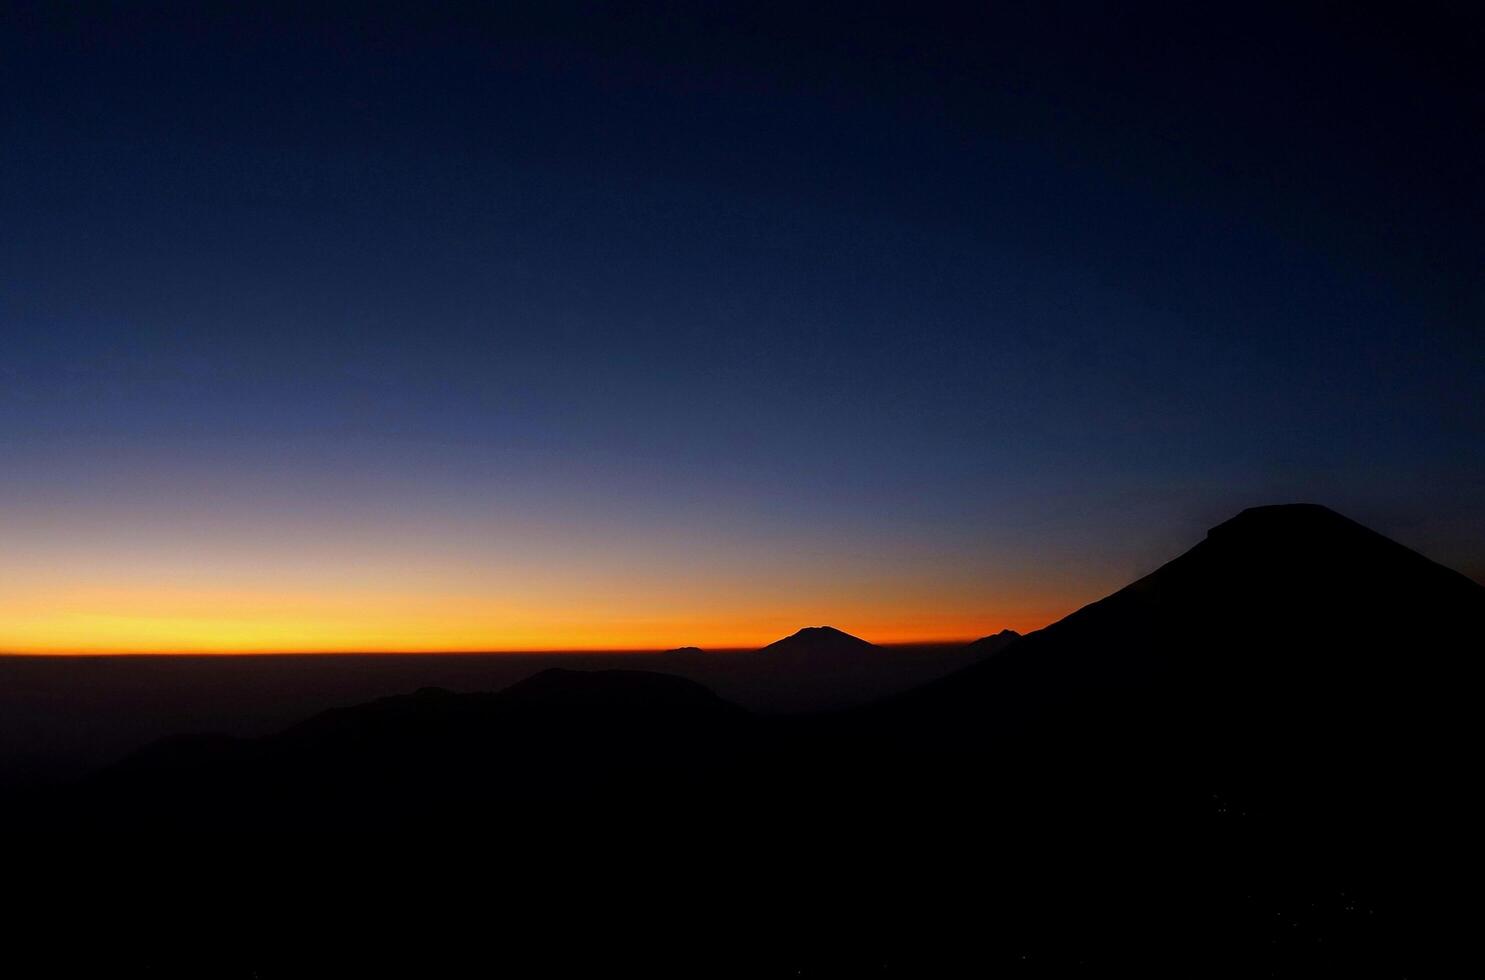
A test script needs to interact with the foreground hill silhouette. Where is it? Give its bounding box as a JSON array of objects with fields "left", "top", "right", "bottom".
[
  {"left": 0, "top": 636, "right": 983, "bottom": 786},
  {"left": 85, "top": 669, "right": 753, "bottom": 825},
  {"left": 8, "top": 504, "right": 1479, "bottom": 976}
]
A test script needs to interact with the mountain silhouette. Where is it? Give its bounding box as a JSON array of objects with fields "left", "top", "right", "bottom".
[
  {"left": 758, "top": 625, "right": 876, "bottom": 656},
  {"left": 874, "top": 503, "right": 1480, "bottom": 740},
  {"left": 9, "top": 503, "right": 1478, "bottom": 976}
]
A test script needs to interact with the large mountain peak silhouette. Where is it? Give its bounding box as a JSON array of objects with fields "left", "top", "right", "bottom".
[{"left": 877, "top": 501, "right": 1483, "bottom": 742}]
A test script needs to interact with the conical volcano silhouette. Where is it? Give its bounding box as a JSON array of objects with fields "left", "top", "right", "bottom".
[{"left": 875, "top": 502, "right": 1483, "bottom": 742}]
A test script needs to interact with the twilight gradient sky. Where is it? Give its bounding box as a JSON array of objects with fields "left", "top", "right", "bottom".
[{"left": 2, "top": 3, "right": 1482, "bottom": 652}]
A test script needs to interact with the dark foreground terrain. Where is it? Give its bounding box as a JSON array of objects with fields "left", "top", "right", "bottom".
[
  {"left": 5, "top": 505, "right": 1479, "bottom": 977},
  {"left": 0, "top": 637, "right": 993, "bottom": 787}
]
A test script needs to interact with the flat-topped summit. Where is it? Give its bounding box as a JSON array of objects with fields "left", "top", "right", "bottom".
[{"left": 1207, "top": 502, "right": 1355, "bottom": 538}]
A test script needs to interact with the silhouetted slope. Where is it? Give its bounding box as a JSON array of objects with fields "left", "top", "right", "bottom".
[
  {"left": 839, "top": 501, "right": 1481, "bottom": 836},
  {"left": 964, "top": 628, "right": 1020, "bottom": 656},
  {"left": 872, "top": 503, "right": 1481, "bottom": 739}
]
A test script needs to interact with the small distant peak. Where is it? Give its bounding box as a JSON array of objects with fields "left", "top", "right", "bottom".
[
  {"left": 783, "top": 626, "right": 869, "bottom": 644},
  {"left": 663, "top": 646, "right": 704, "bottom": 655},
  {"left": 761, "top": 625, "right": 874, "bottom": 653}
]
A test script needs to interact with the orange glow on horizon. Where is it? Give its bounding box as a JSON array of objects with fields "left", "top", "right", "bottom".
[
  {"left": 0, "top": 614, "right": 1057, "bottom": 655},
  {"left": 0, "top": 585, "right": 1063, "bottom": 654},
  {"left": 0, "top": 490, "right": 1096, "bottom": 655}
]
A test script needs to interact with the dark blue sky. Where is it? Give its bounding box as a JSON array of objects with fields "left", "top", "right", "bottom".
[{"left": 2, "top": 3, "right": 1481, "bottom": 649}]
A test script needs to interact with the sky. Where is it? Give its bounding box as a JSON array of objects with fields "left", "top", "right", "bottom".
[{"left": 2, "top": 2, "right": 1481, "bottom": 653}]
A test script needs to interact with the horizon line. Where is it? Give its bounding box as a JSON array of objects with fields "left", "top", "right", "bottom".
[{"left": 0, "top": 636, "right": 999, "bottom": 657}]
